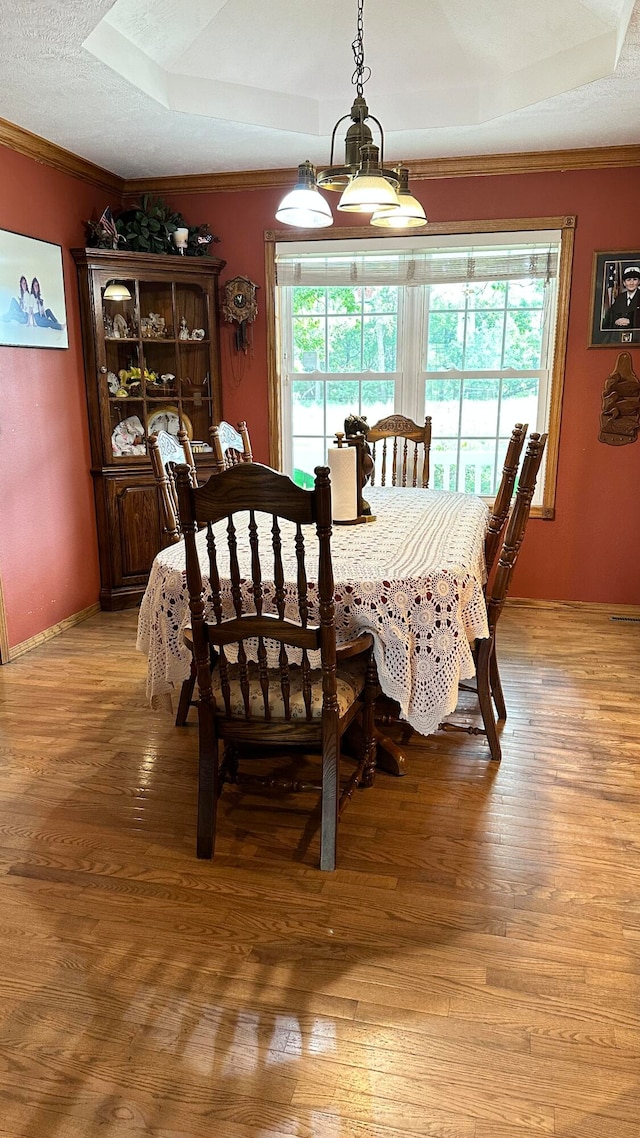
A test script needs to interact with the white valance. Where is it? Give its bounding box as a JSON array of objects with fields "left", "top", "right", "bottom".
[{"left": 276, "top": 240, "right": 559, "bottom": 288}]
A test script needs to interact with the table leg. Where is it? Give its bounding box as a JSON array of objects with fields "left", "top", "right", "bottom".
[{"left": 374, "top": 726, "right": 408, "bottom": 777}]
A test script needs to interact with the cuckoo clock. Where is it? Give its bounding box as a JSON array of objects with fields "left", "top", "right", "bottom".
[{"left": 221, "top": 275, "right": 259, "bottom": 352}]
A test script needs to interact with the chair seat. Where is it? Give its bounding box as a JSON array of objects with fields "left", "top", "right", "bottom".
[{"left": 210, "top": 657, "right": 366, "bottom": 719}]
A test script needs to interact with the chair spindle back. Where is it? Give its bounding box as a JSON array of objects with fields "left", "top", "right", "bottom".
[
  {"left": 209, "top": 420, "right": 253, "bottom": 473},
  {"left": 367, "top": 414, "right": 432, "bottom": 488},
  {"left": 486, "top": 431, "right": 547, "bottom": 633},
  {"left": 177, "top": 461, "right": 336, "bottom": 723},
  {"left": 484, "top": 422, "right": 528, "bottom": 576},
  {"left": 148, "top": 428, "right": 197, "bottom": 543}
]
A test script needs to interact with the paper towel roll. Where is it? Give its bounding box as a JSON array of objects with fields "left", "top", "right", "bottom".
[{"left": 328, "top": 445, "right": 358, "bottom": 522}]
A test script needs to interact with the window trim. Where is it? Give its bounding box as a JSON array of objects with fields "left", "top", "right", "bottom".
[{"left": 265, "top": 216, "right": 576, "bottom": 519}]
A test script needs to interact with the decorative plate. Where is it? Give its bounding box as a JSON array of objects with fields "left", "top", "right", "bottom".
[
  {"left": 111, "top": 415, "right": 146, "bottom": 457},
  {"left": 146, "top": 405, "right": 193, "bottom": 439}
]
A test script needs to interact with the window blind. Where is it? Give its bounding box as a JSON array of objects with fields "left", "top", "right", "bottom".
[{"left": 276, "top": 244, "right": 559, "bottom": 287}]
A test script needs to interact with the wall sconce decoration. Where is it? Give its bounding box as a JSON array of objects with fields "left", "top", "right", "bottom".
[
  {"left": 221, "top": 276, "right": 259, "bottom": 352},
  {"left": 599, "top": 351, "right": 640, "bottom": 445}
]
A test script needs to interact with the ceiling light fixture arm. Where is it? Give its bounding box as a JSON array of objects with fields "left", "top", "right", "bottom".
[{"left": 276, "top": 0, "right": 425, "bottom": 227}]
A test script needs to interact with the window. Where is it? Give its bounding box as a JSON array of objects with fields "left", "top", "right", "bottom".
[{"left": 270, "top": 220, "right": 575, "bottom": 516}]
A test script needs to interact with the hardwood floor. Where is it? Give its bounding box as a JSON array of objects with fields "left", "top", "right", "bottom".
[{"left": 0, "top": 604, "right": 639, "bottom": 1137}]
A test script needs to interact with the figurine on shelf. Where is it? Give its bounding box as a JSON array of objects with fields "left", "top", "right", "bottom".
[
  {"left": 103, "top": 312, "right": 114, "bottom": 338},
  {"left": 191, "top": 327, "right": 205, "bottom": 340},
  {"left": 179, "top": 317, "right": 189, "bottom": 340},
  {"left": 113, "top": 313, "right": 129, "bottom": 339},
  {"left": 142, "top": 312, "right": 166, "bottom": 338}
]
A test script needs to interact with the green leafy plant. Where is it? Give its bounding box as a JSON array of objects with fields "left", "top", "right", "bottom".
[
  {"left": 115, "top": 195, "right": 182, "bottom": 254},
  {"left": 86, "top": 197, "right": 220, "bottom": 255}
]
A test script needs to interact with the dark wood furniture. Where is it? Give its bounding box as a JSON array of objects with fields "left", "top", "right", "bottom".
[
  {"left": 176, "top": 461, "right": 378, "bottom": 869},
  {"left": 367, "top": 414, "right": 432, "bottom": 488},
  {"left": 442, "top": 431, "right": 548, "bottom": 761},
  {"left": 148, "top": 428, "right": 197, "bottom": 544},
  {"left": 484, "top": 422, "right": 528, "bottom": 576},
  {"left": 154, "top": 420, "right": 254, "bottom": 728},
  {"left": 73, "top": 248, "right": 225, "bottom": 609},
  {"left": 209, "top": 420, "right": 253, "bottom": 471},
  {"left": 148, "top": 427, "right": 201, "bottom": 729},
  {"left": 599, "top": 350, "right": 640, "bottom": 445}
]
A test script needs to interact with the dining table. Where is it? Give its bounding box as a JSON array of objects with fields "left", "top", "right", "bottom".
[{"left": 137, "top": 485, "right": 490, "bottom": 772}]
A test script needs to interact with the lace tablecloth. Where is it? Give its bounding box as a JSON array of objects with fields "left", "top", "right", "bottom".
[{"left": 137, "top": 486, "right": 489, "bottom": 737}]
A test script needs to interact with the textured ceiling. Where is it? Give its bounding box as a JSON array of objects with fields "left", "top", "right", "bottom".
[{"left": 1, "top": 0, "right": 639, "bottom": 178}]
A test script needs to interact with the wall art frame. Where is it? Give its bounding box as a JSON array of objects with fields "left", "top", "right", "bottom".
[
  {"left": 589, "top": 250, "right": 640, "bottom": 348},
  {"left": 0, "top": 228, "right": 68, "bottom": 349}
]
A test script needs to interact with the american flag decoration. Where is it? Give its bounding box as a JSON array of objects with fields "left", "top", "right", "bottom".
[
  {"left": 98, "top": 206, "right": 122, "bottom": 249},
  {"left": 605, "top": 260, "right": 620, "bottom": 313}
]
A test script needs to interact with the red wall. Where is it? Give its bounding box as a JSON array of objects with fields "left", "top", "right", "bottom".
[
  {"left": 169, "top": 170, "right": 640, "bottom": 606},
  {"left": 0, "top": 146, "right": 102, "bottom": 648},
  {"left": 1, "top": 151, "right": 638, "bottom": 654}
]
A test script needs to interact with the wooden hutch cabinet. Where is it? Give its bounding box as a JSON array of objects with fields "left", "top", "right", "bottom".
[{"left": 73, "top": 248, "right": 226, "bottom": 609}]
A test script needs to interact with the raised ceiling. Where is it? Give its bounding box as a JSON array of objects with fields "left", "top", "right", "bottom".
[{"left": 2, "top": 0, "right": 639, "bottom": 178}]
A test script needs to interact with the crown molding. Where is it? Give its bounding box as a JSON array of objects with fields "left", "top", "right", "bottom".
[
  {"left": 0, "top": 117, "right": 123, "bottom": 196},
  {"left": 408, "top": 144, "right": 640, "bottom": 180},
  {"left": 122, "top": 168, "right": 289, "bottom": 200},
  {"left": 122, "top": 144, "right": 640, "bottom": 197},
  {"left": 3, "top": 115, "right": 640, "bottom": 200}
]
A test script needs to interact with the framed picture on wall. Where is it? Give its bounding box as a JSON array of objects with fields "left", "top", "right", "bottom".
[
  {"left": 0, "top": 228, "right": 68, "bottom": 349},
  {"left": 589, "top": 250, "right": 640, "bottom": 347}
]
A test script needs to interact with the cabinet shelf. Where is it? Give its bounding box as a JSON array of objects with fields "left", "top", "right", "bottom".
[{"left": 73, "top": 247, "right": 226, "bottom": 609}]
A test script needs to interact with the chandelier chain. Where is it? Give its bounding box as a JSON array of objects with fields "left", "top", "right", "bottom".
[{"left": 351, "top": 0, "right": 371, "bottom": 98}]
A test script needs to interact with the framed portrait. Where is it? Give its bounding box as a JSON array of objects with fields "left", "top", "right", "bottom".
[
  {"left": 0, "top": 228, "right": 68, "bottom": 349},
  {"left": 589, "top": 250, "right": 640, "bottom": 348}
]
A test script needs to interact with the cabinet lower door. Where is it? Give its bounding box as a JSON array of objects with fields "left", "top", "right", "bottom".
[{"left": 97, "top": 471, "right": 163, "bottom": 609}]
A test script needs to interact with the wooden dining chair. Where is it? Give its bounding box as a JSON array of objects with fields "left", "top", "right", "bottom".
[
  {"left": 157, "top": 421, "right": 251, "bottom": 726},
  {"left": 484, "top": 422, "right": 528, "bottom": 577},
  {"left": 148, "top": 428, "right": 197, "bottom": 544},
  {"left": 209, "top": 420, "right": 253, "bottom": 472},
  {"left": 367, "top": 414, "right": 432, "bottom": 488},
  {"left": 176, "top": 461, "right": 378, "bottom": 869},
  {"left": 149, "top": 428, "right": 201, "bottom": 727},
  {"left": 174, "top": 420, "right": 254, "bottom": 726},
  {"left": 441, "top": 431, "right": 548, "bottom": 761}
]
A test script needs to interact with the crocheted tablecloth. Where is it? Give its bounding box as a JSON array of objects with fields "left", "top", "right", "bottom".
[{"left": 137, "top": 486, "right": 490, "bottom": 737}]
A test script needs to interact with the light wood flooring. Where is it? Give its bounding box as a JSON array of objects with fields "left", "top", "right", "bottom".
[{"left": 0, "top": 604, "right": 639, "bottom": 1137}]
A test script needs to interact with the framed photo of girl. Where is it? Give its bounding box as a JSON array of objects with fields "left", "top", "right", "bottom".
[
  {"left": 589, "top": 251, "right": 640, "bottom": 347},
  {"left": 0, "top": 228, "right": 68, "bottom": 349}
]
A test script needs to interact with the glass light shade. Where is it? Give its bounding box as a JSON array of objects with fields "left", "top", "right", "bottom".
[
  {"left": 371, "top": 165, "right": 427, "bottom": 228},
  {"left": 371, "top": 191, "right": 427, "bottom": 228},
  {"left": 103, "top": 281, "right": 132, "bottom": 301},
  {"left": 338, "top": 175, "right": 399, "bottom": 213},
  {"left": 276, "top": 162, "right": 333, "bottom": 228}
]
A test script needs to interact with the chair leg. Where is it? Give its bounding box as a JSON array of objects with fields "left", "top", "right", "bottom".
[
  {"left": 362, "top": 653, "right": 378, "bottom": 788},
  {"left": 490, "top": 641, "right": 507, "bottom": 722},
  {"left": 175, "top": 662, "right": 197, "bottom": 726},
  {"left": 476, "top": 637, "right": 502, "bottom": 762},
  {"left": 320, "top": 720, "right": 339, "bottom": 871},
  {"left": 196, "top": 697, "right": 218, "bottom": 859}
]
